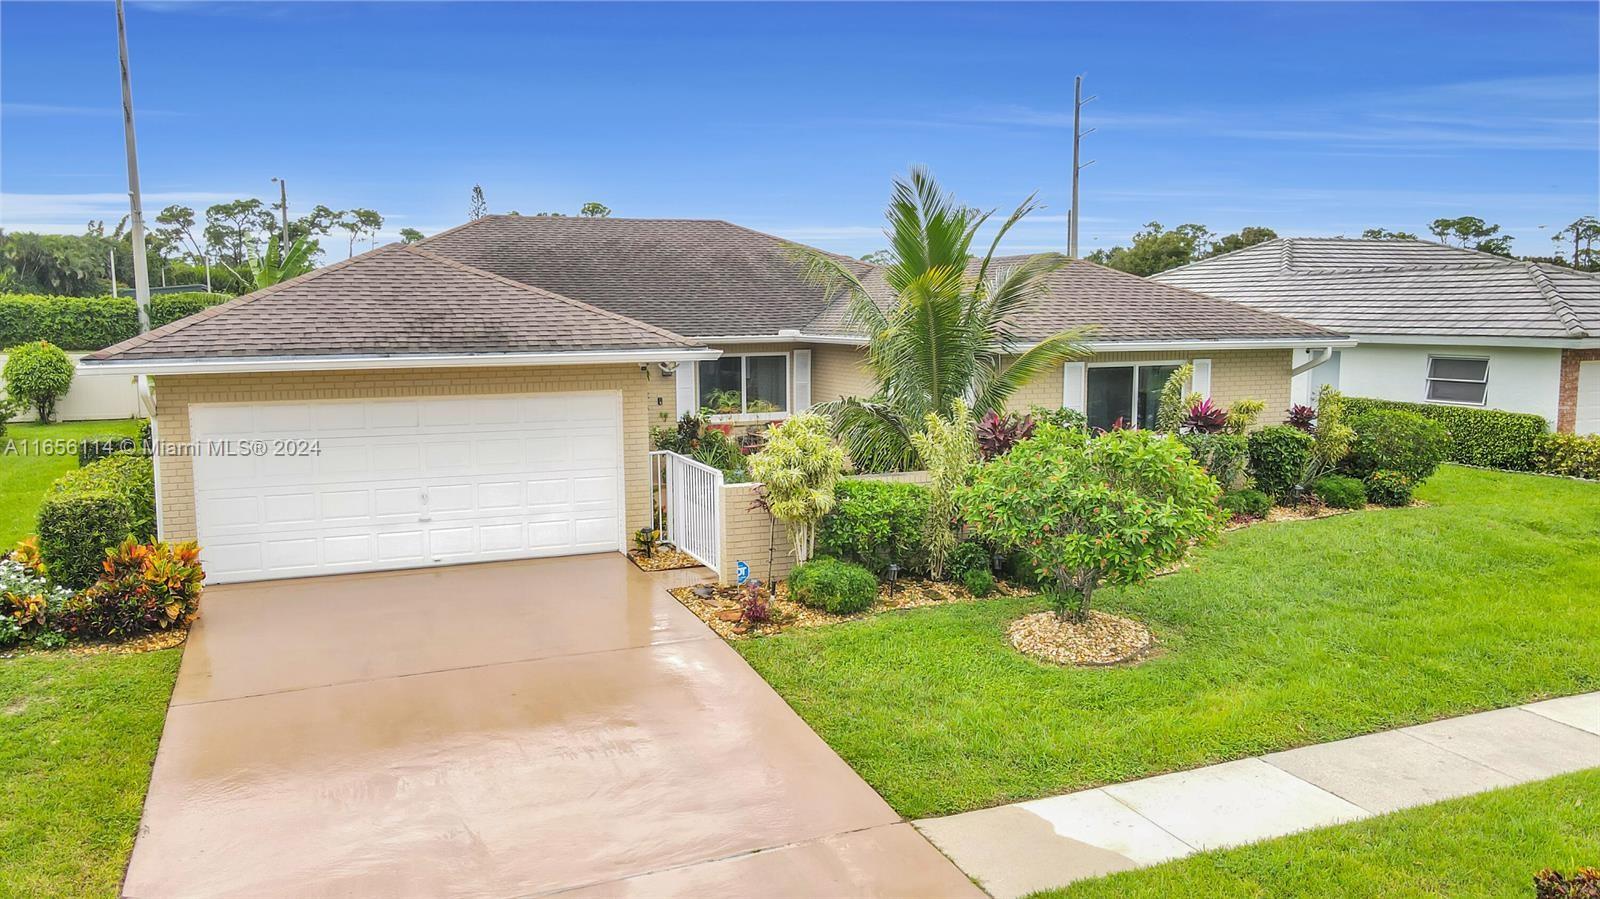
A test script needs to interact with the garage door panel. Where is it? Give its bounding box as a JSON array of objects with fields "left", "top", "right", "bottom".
[{"left": 192, "top": 392, "right": 623, "bottom": 582}]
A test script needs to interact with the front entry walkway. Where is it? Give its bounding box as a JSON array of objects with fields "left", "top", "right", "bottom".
[
  {"left": 915, "top": 692, "right": 1600, "bottom": 899},
  {"left": 124, "top": 555, "right": 979, "bottom": 898}
]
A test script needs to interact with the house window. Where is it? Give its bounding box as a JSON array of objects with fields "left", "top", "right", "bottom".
[
  {"left": 698, "top": 354, "right": 788, "bottom": 416},
  {"left": 1425, "top": 356, "right": 1489, "bottom": 405},
  {"left": 1085, "top": 363, "right": 1182, "bottom": 431}
]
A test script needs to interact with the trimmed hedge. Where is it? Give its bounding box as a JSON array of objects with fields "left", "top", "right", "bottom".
[
  {"left": 1246, "top": 425, "right": 1314, "bottom": 501},
  {"left": 78, "top": 434, "right": 138, "bottom": 466},
  {"left": 0, "top": 292, "right": 231, "bottom": 351},
  {"left": 788, "top": 557, "right": 878, "bottom": 614},
  {"left": 1342, "top": 396, "right": 1546, "bottom": 471},
  {"left": 816, "top": 479, "right": 931, "bottom": 577},
  {"left": 1345, "top": 410, "right": 1449, "bottom": 482},
  {"left": 38, "top": 451, "right": 156, "bottom": 588},
  {"left": 1312, "top": 474, "right": 1367, "bottom": 509}
]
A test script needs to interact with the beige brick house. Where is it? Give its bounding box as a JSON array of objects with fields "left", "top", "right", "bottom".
[{"left": 86, "top": 216, "right": 1347, "bottom": 585}]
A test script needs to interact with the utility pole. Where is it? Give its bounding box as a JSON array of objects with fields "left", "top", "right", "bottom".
[
  {"left": 108, "top": 248, "right": 117, "bottom": 297},
  {"left": 115, "top": 0, "right": 151, "bottom": 333},
  {"left": 1068, "top": 74, "right": 1096, "bottom": 259},
  {"left": 271, "top": 176, "right": 289, "bottom": 262}
]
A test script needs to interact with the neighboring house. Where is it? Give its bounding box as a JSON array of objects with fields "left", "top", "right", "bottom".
[
  {"left": 1154, "top": 238, "right": 1600, "bottom": 434},
  {"left": 84, "top": 216, "right": 1346, "bottom": 584}
]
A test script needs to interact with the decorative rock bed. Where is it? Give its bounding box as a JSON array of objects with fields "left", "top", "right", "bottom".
[
  {"left": 670, "top": 576, "right": 1033, "bottom": 640},
  {"left": 627, "top": 547, "right": 704, "bottom": 572},
  {"left": 1007, "top": 610, "right": 1154, "bottom": 667}
]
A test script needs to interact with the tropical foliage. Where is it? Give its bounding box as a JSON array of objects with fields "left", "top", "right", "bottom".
[
  {"left": 908, "top": 400, "right": 977, "bottom": 579},
  {"left": 248, "top": 234, "right": 316, "bottom": 288},
  {"left": 956, "top": 425, "right": 1220, "bottom": 621},
  {"left": 791, "top": 168, "right": 1091, "bottom": 471},
  {"left": 2, "top": 340, "right": 74, "bottom": 422},
  {"left": 747, "top": 413, "right": 847, "bottom": 565}
]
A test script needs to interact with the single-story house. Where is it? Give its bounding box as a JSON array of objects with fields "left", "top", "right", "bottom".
[
  {"left": 84, "top": 216, "right": 1346, "bottom": 583},
  {"left": 1154, "top": 238, "right": 1600, "bottom": 433}
]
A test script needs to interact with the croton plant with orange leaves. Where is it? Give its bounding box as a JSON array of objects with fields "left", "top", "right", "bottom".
[{"left": 59, "top": 537, "right": 205, "bottom": 640}]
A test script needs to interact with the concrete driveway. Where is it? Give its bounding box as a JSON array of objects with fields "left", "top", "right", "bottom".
[{"left": 124, "top": 555, "right": 979, "bottom": 898}]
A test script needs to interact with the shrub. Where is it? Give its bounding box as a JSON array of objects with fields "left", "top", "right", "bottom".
[
  {"left": 78, "top": 434, "right": 138, "bottom": 466},
  {"left": 1345, "top": 410, "right": 1449, "bottom": 482},
  {"left": 1220, "top": 488, "right": 1271, "bottom": 520},
  {"left": 1181, "top": 432, "right": 1249, "bottom": 490},
  {"left": 1028, "top": 405, "right": 1087, "bottom": 431},
  {"left": 49, "top": 451, "right": 156, "bottom": 540},
  {"left": 1223, "top": 398, "right": 1265, "bottom": 435},
  {"left": 976, "top": 410, "right": 1035, "bottom": 460},
  {"left": 1154, "top": 363, "right": 1196, "bottom": 434},
  {"left": 1286, "top": 404, "right": 1317, "bottom": 432},
  {"left": 1304, "top": 386, "right": 1354, "bottom": 485},
  {"left": 1312, "top": 474, "right": 1367, "bottom": 509},
  {"left": 0, "top": 292, "right": 231, "bottom": 351},
  {"left": 961, "top": 567, "right": 996, "bottom": 598},
  {"left": 1180, "top": 398, "right": 1227, "bottom": 434},
  {"left": 0, "top": 396, "right": 15, "bottom": 439},
  {"left": 1535, "top": 867, "right": 1600, "bottom": 899},
  {"left": 59, "top": 538, "right": 204, "bottom": 640},
  {"left": 818, "top": 478, "right": 930, "bottom": 576},
  {"left": 3, "top": 340, "right": 74, "bottom": 422},
  {"left": 787, "top": 557, "right": 877, "bottom": 615},
  {"left": 1533, "top": 432, "right": 1600, "bottom": 480},
  {"left": 38, "top": 493, "right": 131, "bottom": 590},
  {"left": 1363, "top": 469, "right": 1414, "bottom": 507},
  {"left": 1247, "top": 425, "right": 1315, "bottom": 501},
  {"left": 0, "top": 556, "right": 73, "bottom": 646},
  {"left": 956, "top": 426, "right": 1220, "bottom": 621},
  {"left": 947, "top": 541, "right": 992, "bottom": 580},
  {"left": 652, "top": 412, "right": 748, "bottom": 479},
  {"left": 739, "top": 579, "right": 772, "bottom": 624},
  {"left": 747, "top": 413, "right": 847, "bottom": 564},
  {"left": 910, "top": 400, "right": 977, "bottom": 579},
  {"left": 1341, "top": 396, "right": 1547, "bottom": 470}
]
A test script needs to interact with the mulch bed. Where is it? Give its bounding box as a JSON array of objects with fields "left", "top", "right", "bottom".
[
  {"left": 671, "top": 575, "right": 1033, "bottom": 640},
  {"left": 627, "top": 547, "right": 704, "bottom": 572},
  {"left": 1008, "top": 610, "right": 1155, "bottom": 667},
  {"left": 1225, "top": 499, "right": 1428, "bottom": 530},
  {"left": 1, "top": 626, "right": 189, "bottom": 661}
]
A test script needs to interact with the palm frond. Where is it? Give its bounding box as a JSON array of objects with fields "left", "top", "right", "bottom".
[
  {"left": 974, "top": 191, "right": 1043, "bottom": 288},
  {"left": 812, "top": 397, "right": 919, "bottom": 474},
  {"left": 973, "top": 327, "right": 1095, "bottom": 415}
]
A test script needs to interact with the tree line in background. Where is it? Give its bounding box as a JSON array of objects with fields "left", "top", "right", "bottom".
[
  {"left": 0, "top": 193, "right": 388, "bottom": 297},
  {"left": 465, "top": 183, "right": 612, "bottom": 220}
]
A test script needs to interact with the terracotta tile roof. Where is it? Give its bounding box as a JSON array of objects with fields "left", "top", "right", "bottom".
[
  {"left": 419, "top": 215, "right": 869, "bottom": 337},
  {"left": 803, "top": 255, "right": 1342, "bottom": 344},
  {"left": 1153, "top": 238, "right": 1599, "bottom": 340},
  {"left": 89, "top": 244, "right": 702, "bottom": 362}
]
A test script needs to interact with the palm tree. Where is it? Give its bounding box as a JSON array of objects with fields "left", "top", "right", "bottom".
[
  {"left": 792, "top": 168, "right": 1092, "bottom": 471},
  {"left": 248, "top": 234, "right": 315, "bottom": 289}
]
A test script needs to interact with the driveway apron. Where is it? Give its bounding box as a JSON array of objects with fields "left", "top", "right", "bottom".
[{"left": 124, "top": 555, "right": 979, "bottom": 898}]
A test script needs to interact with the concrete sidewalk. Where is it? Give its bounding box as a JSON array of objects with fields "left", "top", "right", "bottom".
[{"left": 915, "top": 692, "right": 1600, "bottom": 899}]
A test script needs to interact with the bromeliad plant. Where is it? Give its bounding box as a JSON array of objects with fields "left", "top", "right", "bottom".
[
  {"left": 956, "top": 425, "right": 1221, "bottom": 622},
  {"left": 790, "top": 168, "right": 1091, "bottom": 471}
]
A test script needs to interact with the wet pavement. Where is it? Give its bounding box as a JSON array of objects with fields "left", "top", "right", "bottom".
[{"left": 124, "top": 555, "right": 980, "bottom": 898}]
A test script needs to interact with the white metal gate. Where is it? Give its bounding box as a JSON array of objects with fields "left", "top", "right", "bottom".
[{"left": 650, "top": 450, "right": 724, "bottom": 570}]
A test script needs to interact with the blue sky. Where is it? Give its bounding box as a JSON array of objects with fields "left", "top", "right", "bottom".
[{"left": 2, "top": 1, "right": 1596, "bottom": 259}]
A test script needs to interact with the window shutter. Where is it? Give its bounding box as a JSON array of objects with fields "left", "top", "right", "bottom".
[
  {"left": 792, "top": 349, "right": 812, "bottom": 411},
  {"left": 1190, "top": 358, "right": 1212, "bottom": 398},
  {"left": 1062, "top": 362, "right": 1086, "bottom": 412},
  {"left": 674, "top": 361, "right": 697, "bottom": 418}
]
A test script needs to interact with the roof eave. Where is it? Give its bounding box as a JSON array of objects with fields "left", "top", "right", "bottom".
[
  {"left": 78, "top": 347, "right": 722, "bottom": 377},
  {"left": 1048, "top": 336, "right": 1356, "bottom": 353}
]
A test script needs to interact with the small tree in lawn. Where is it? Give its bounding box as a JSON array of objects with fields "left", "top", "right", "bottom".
[
  {"left": 748, "top": 412, "right": 847, "bottom": 566},
  {"left": 956, "top": 425, "right": 1221, "bottom": 622},
  {"left": 3, "top": 341, "right": 74, "bottom": 423},
  {"left": 909, "top": 399, "right": 977, "bottom": 580}
]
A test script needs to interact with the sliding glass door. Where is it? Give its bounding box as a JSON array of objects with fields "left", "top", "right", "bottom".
[{"left": 1085, "top": 363, "right": 1182, "bottom": 431}]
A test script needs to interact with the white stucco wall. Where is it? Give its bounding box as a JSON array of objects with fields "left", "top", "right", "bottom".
[
  {"left": 0, "top": 352, "right": 144, "bottom": 422},
  {"left": 1291, "top": 343, "right": 1562, "bottom": 423}
]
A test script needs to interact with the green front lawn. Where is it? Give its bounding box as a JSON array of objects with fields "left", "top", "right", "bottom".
[
  {"left": 1034, "top": 767, "right": 1600, "bottom": 899},
  {"left": 0, "top": 648, "right": 181, "bottom": 898},
  {"left": 738, "top": 466, "right": 1600, "bottom": 817},
  {"left": 1, "top": 419, "right": 144, "bottom": 547}
]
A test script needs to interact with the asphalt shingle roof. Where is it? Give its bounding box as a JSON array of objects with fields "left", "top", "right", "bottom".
[
  {"left": 803, "top": 255, "right": 1341, "bottom": 343},
  {"left": 419, "top": 216, "right": 868, "bottom": 336},
  {"left": 90, "top": 244, "right": 701, "bottom": 362},
  {"left": 1152, "top": 238, "right": 1600, "bottom": 340}
]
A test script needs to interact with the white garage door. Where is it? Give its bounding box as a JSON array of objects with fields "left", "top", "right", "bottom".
[{"left": 191, "top": 392, "right": 624, "bottom": 583}]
